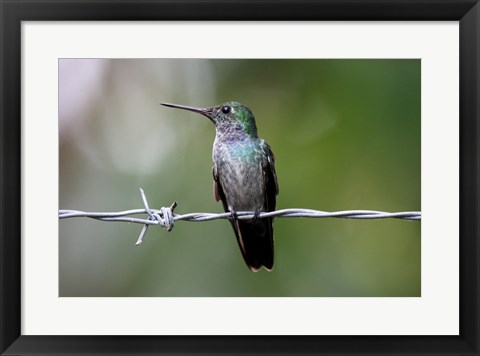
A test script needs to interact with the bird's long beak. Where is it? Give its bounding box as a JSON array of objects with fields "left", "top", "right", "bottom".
[{"left": 161, "top": 102, "right": 212, "bottom": 120}]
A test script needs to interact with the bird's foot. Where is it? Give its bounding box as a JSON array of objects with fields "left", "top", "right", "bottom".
[
  {"left": 229, "top": 208, "right": 238, "bottom": 221},
  {"left": 253, "top": 208, "right": 261, "bottom": 221}
]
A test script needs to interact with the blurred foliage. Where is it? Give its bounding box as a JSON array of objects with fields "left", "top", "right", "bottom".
[{"left": 59, "top": 59, "right": 420, "bottom": 297}]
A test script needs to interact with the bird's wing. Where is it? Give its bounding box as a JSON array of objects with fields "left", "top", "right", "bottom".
[
  {"left": 213, "top": 163, "right": 220, "bottom": 202},
  {"left": 261, "top": 141, "right": 279, "bottom": 212},
  {"left": 212, "top": 163, "right": 228, "bottom": 210}
]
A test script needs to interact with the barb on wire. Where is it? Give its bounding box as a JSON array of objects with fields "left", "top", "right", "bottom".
[{"left": 58, "top": 188, "right": 421, "bottom": 245}]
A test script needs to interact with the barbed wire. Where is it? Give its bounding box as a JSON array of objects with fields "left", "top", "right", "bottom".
[{"left": 59, "top": 189, "right": 421, "bottom": 245}]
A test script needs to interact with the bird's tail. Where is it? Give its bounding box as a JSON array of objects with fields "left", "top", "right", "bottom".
[{"left": 231, "top": 218, "right": 274, "bottom": 272}]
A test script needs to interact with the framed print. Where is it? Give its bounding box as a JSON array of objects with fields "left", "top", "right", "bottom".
[{"left": 1, "top": 0, "right": 479, "bottom": 355}]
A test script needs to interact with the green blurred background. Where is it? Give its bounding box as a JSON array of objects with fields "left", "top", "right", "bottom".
[{"left": 59, "top": 59, "right": 420, "bottom": 297}]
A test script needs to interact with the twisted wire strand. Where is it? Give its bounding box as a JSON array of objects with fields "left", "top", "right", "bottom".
[
  {"left": 59, "top": 189, "right": 420, "bottom": 245},
  {"left": 58, "top": 208, "right": 421, "bottom": 223}
]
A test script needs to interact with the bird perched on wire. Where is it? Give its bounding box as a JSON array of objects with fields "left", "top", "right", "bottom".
[{"left": 162, "top": 101, "right": 279, "bottom": 272}]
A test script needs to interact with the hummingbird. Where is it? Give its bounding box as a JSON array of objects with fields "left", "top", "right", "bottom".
[{"left": 162, "top": 101, "right": 279, "bottom": 272}]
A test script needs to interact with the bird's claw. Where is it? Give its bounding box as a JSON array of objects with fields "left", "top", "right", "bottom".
[{"left": 229, "top": 208, "right": 238, "bottom": 221}]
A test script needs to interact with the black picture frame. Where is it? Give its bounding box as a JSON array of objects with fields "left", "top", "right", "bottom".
[{"left": 1, "top": 1, "right": 479, "bottom": 355}]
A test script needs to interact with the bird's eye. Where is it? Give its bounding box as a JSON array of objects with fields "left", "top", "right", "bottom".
[{"left": 221, "top": 106, "right": 231, "bottom": 114}]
